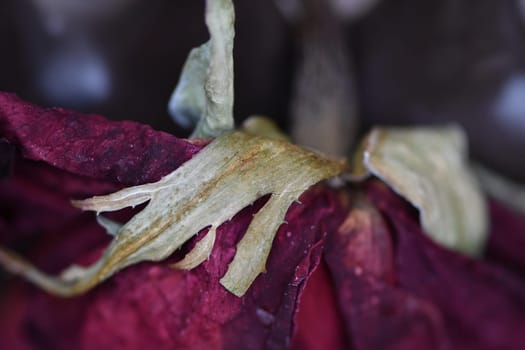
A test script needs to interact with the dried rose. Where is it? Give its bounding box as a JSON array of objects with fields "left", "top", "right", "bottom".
[
  {"left": 2, "top": 93, "right": 525, "bottom": 350},
  {"left": 0, "top": 92, "right": 348, "bottom": 349},
  {"left": 1, "top": 0, "right": 525, "bottom": 348}
]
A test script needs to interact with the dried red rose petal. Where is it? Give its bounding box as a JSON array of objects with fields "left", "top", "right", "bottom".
[
  {"left": 2, "top": 93, "right": 525, "bottom": 350},
  {"left": 324, "top": 191, "right": 446, "bottom": 350},
  {"left": 0, "top": 92, "right": 347, "bottom": 349},
  {"left": 291, "top": 260, "right": 350, "bottom": 350},
  {"left": 325, "top": 182, "right": 525, "bottom": 349},
  {"left": 486, "top": 201, "right": 525, "bottom": 278},
  {"left": 0, "top": 92, "right": 203, "bottom": 185},
  {"left": 294, "top": 182, "right": 525, "bottom": 350}
]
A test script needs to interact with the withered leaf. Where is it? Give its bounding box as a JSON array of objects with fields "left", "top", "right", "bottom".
[
  {"left": 351, "top": 126, "right": 488, "bottom": 255},
  {"left": 168, "top": 0, "right": 235, "bottom": 138},
  {"left": 0, "top": 131, "right": 346, "bottom": 297}
]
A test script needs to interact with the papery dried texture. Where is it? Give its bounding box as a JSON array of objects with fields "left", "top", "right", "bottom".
[
  {"left": 345, "top": 180, "right": 525, "bottom": 350},
  {"left": 280, "top": 0, "right": 358, "bottom": 156},
  {"left": 0, "top": 158, "right": 158, "bottom": 350},
  {"left": 0, "top": 93, "right": 349, "bottom": 349},
  {"left": 241, "top": 116, "right": 290, "bottom": 141},
  {"left": 0, "top": 177, "right": 347, "bottom": 350},
  {"left": 324, "top": 191, "right": 448, "bottom": 350},
  {"left": 0, "top": 90, "right": 202, "bottom": 288},
  {"left": 352, "top": 126, "right": 487, "bottom": 255},
  {"left": 291, "top": 260, "right": 350, "bottom": 350},
  {"left": 0, "top": 92, "right": 202, "bottom": 185},
  {"left": 169, "top": 0, "right": 235, "bottom": 137},
  {"left": 0, "top": 90, "right": 202, "bottom": 262},
  {"left": 0, "top": 129, "right": 346, "bottom": 297}
]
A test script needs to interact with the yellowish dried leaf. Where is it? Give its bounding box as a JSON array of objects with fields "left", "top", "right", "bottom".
[
  {"left": 168, "top": 0, "right": 235, "bottom": 137},
  {"left": 0, "top": 132, "right": 346, "bottom": 297},
  {"left": 351, "top": 126, "right": 488, "bottom": 255}
]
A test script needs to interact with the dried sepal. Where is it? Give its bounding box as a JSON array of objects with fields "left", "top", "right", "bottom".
[
  {"left": 0, "top": 131, "right": 346, "bottom": 297},
  {"left": 168, "top": 0, "right": 235, "bottom": 137},
  {"left": 351, "top": 126, "right": 488, "bottom": 255},
  {"left": 168, "top": 43, "right": 209, "bottom": 129},
  {"left": 172, "top": 226, "right": 217, "bottom": 270},
  {"left": 241, "top": 115, "right": 290, "bottom": 141}
]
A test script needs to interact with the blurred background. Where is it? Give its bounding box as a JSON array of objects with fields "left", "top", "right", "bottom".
[{"left": 0, "top": 0, "right": 524, "bottom": 181}]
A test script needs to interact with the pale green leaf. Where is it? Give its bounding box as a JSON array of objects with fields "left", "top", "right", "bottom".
[
  {"left": 241, "top": 115, "right": 290, "bottom": 141},
  {"left": 0, "top": 132, "right": 346, "bottom": 297},
  {"left": 351, "top": 126, "right": 488, "bottom": 255},
  {"left": 172, "top": 226, "right": 217, "bottom": 270},
  {"left": 168, "top": 44, "right": 210, "bottom": 129},
  {"left": 168, "top": 0, "right": 235, "bottom": 138}
]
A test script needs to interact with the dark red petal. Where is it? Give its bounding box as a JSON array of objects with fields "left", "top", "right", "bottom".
[
  {"left": 0, "top": 186, "right": 346, "bottom": 350},
  {"left": 361, "top": 180, "right": 525, "bottom": 350},
  {"left": 291, "top": 260, "right": 350, "bottom": 350},
  {"left": 0, "top": 92, "right": 203, "bottom": 185},
  {"left": 0, "top": 94, "right": 347, "bottom": 349},
  {"left": 325, "top": 192, "right": 448, "bottom": 350},
  {"left": 486, "top": 201, "right": 525, "bottom": 278}
]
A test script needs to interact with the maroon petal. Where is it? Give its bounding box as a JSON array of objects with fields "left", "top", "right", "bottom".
[
  {"left": 486, "top": 201, "right": 525, "bottom": 278},
  {"left": 325, "top": 192, "right": 449, "bottom": 350},
  {"left": 0, "top": 92, "right": 203, "bottom": 185},
  {"left": 0, "top": 186, "right": 346, "bottom": 350},
  {"left": 291, "top": 260, "right": 350, "bottom": 350},
  {"left": 0, "top": 93, "right": 347, "bottom": 349},
  {"left": 362, "top": 181, "right": 525, "bottom": 350},
  {"left": 322, "top": 181, "right": 525, "bottom": 350}
]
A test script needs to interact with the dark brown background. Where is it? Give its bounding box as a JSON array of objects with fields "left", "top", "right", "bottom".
[{"left": 1, "top": 0, "right": 524, "bottom": 181}]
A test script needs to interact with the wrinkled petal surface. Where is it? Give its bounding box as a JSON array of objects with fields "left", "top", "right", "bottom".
[
  {"left": 2, "top": 93, "right": 525, "bottom": 350},
  {"left": 0, "top": 93, "right": 347, "bottom": 349},
  {"left": 320, "top": 181, "right": 525, "bottom": 350}
]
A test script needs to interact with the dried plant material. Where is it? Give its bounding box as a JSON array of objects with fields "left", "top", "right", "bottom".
[
  {"left": 0, "top": 93, "right": 347, "bottom": 348},
  {"left": 281, "top": 0, "right": 358, "bottom": 156},
  {"left": 351, "top": 126, "right": 487, "bottom": 255},
  {"left": 168, "top": 43, "right": 209, "bottom": 129},
  {"left": 329, "top": 180, "right": 525, "bottom": 350},
  {"left": 476, "top": 165, "right": 525, "bottom": 216},
  {"left": 0, "top": 131, "right": 346, "bottom": 297},
  {"left": 168, "top": 0, "right": 234, "bottom": 137},
  {"left": 172, "top": 227, "right": 217, "bottom": 270},
  {"left": 241, "top": 115, "right": 290, "bottom": 141},
  {"left": 4, "top": 93, "right": 525, "bottom": 349}
]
